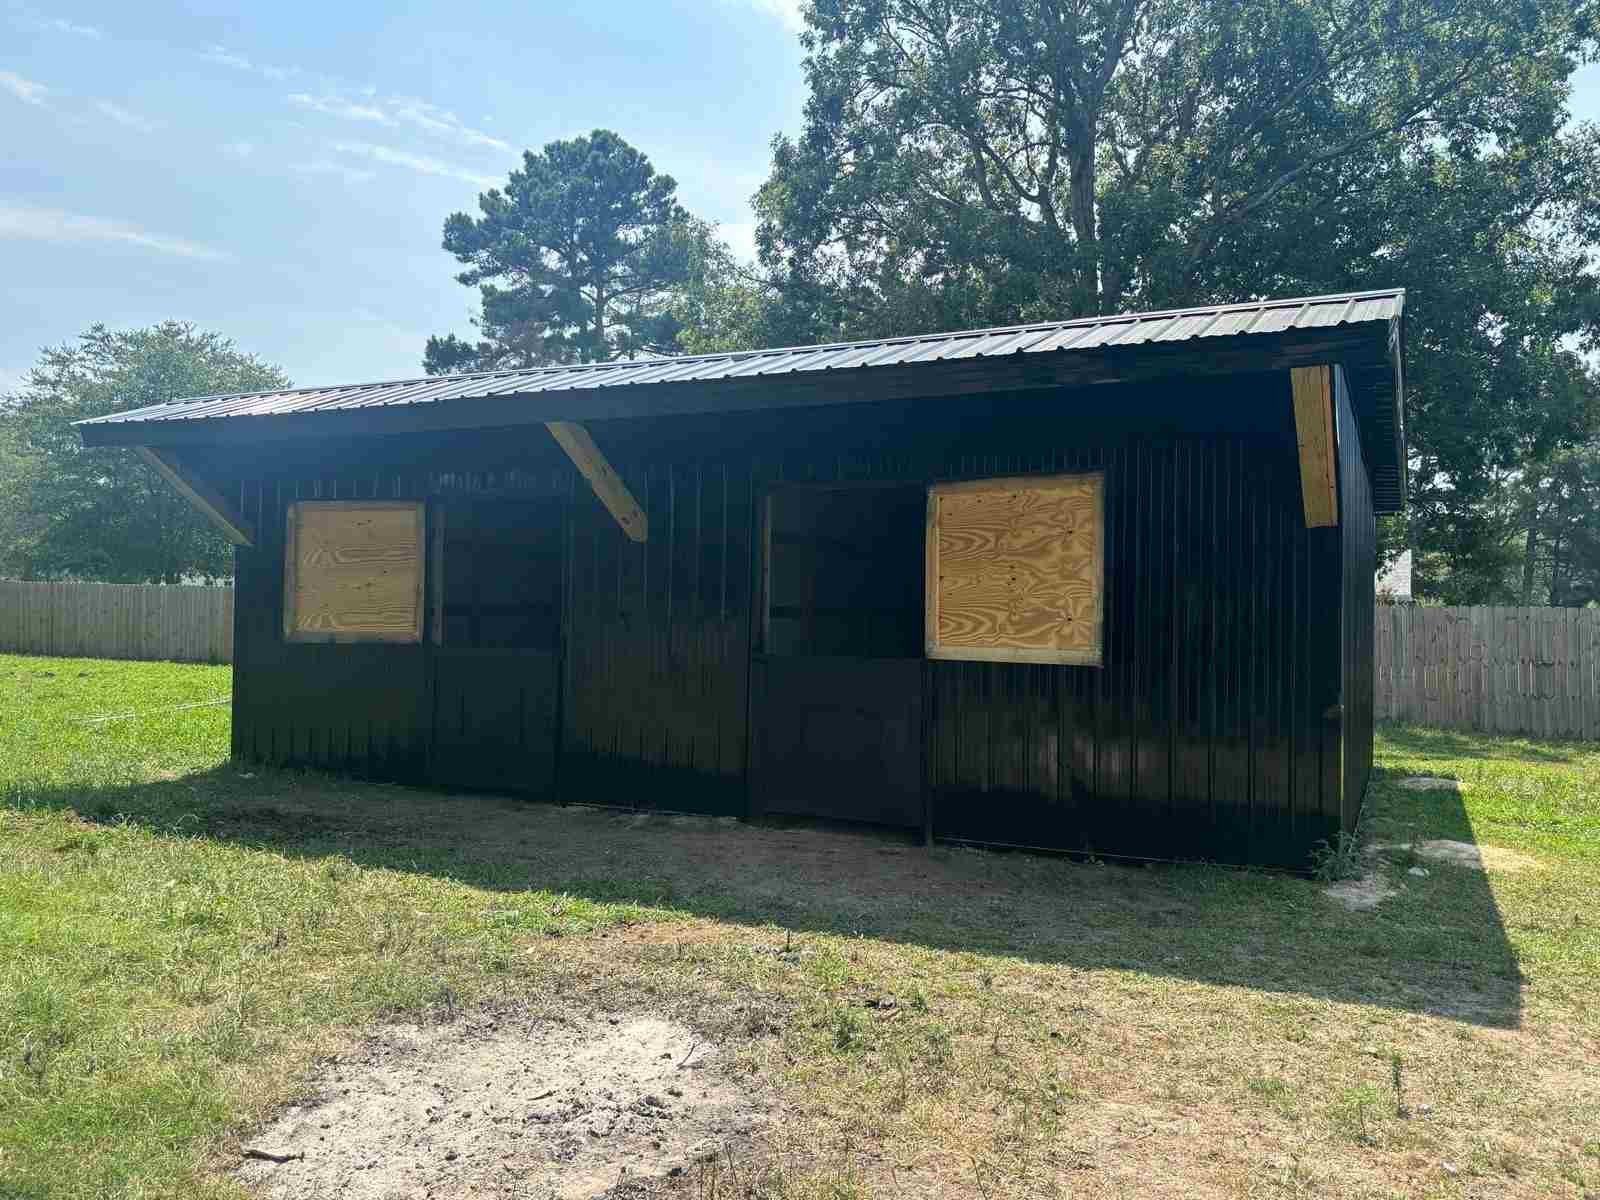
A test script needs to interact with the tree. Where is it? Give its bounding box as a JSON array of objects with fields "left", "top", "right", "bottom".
[
  {"left": 1502, "top": 428, "right": 1600, "bottom": 608},
  {"left": 0, "top": 323, "right": 289, "bottom": 583},
  {"left": 1542, "top": 443, "right": 1600, "bottom": 606},
  {"left": 757, "top": 0, "right": 1600, "bottom": 598},
  {"left": 426, "top": 129, "right": 699, "bottom": 372},
  {"left": 666, "top": 218, "right": 779, "bottom": 356}
]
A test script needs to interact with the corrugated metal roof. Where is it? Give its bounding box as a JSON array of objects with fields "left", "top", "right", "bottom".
[{"left": 79, "top": 289, "right": 1404, "bottom": 428}]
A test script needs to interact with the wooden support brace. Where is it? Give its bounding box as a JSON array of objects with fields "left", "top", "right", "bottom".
[
  {"left": 544, "top": 421, "right": 648, "bottom": 542},
  {"left": 135, "top": 446, "right": 255, "bottom": 545},
  {"left": 1289, "top": 364, "right": 1339, "bottom": 528}
]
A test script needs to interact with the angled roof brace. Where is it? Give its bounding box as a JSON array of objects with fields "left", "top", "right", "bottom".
[
  {"left": 135, "top": 446, "right": 256, "bottom": 546},
  {"left": 544, "top": 421, "right": 648, "bottom": 542}
]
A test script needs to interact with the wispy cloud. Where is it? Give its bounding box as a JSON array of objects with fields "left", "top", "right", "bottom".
[
  {"left": 390, "top": 98, "right": 512, "bottom": 152},
  {"left": 330, "top": 141, "right": 499, "bottom": 188},
  {"left": 289, "top": 90, "right": 512, "bottom": 153},
  {"left": 0, "top": 205, "right": 233, "bottom": 262},
  {"left": 288, "top": 92, "right": 391, "bottom": 124},
  {"left": 1, "top": 70, "right": 49, "bottom": 107},
  {"left": 221, "top": 140, "right": 256, "bottom": 160},
  {"left": 290, "top": 159, "right": 377, "bottom": 184},
  {"left": 96, "top": 101, "right": 157, "bottom": 134},
  {"left": 39, "top": 16, "right": 104, "bottom": 38},
  {"left": 15, "top": 8, "right": 104, "bottom": 38},
  {"left": 58, "top": 18, "right": 102, "bottom": 38},
  {"left": 201, "top": 45, "right": 295, "bottom": 82}
]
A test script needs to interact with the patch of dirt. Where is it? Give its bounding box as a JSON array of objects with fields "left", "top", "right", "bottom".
[
  {"left": 1412, "top": 839, "right": 1538, "bottom": 873},
  {"left": 1398, "top": 776, "right": 1467, "bottom": 791},
  {"left": 1323, "top": 871, "right": 1398, "bottom": 911},
  {"left": 233, "top": 1010, "right": 771, "bottom": 1200}
]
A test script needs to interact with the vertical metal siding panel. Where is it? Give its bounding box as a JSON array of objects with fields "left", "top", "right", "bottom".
[
  {"left": 1249, "top": 457, "right": 1275, "bottom": 861},
  {"left": 1288, "top": 477, "right": 1311, "bottom": 848},
  {"left": 1259, "top": 456, "right": 1297, "bottom": 863},
  {"left": 1153, "top": 441, "right": 1177, "bottom": 853},
  {"left": 1337, "top": 371, "right": 1377, "bottom": 828},
  {"left": 1310, "top": 484, "right": 1346, "bottom": 841},
  {"left": 1130, "top": 442, "right": 1158, "bottom": 852},
  {"left": 1212, "top": 439, "right": 1249, "bottom": 863},
  {"left": 1243, "top": 444, "right": 1263, "bottom": 861},
  {"left": 1094, "top": 443, "right": 1132, "bottom": 850},
  {"left": 1171, "top": 440, "right": 1206, "bottom": 854},
  {"left": 726, "top": 464, "right": 755, "bottom": 789}
]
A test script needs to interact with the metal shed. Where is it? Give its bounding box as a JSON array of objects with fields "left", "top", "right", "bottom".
[{"left": 80, "top": 289, "right": 1405, "bottom": 868}]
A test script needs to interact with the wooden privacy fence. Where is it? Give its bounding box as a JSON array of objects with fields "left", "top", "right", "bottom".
[
  {"left": 0, "top": 581, "right": 233, "bottom": 664},
  {"left": 1375, "top": 605, "right": 1600, "bottom": 739},
  {"left": 2, "top": 583, "right": 1596, "bottom": 735}
]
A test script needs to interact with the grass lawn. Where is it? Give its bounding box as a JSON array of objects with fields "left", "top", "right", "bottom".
[{"left": 1, "top": 652, "right": 1597, "bottom": 1199}]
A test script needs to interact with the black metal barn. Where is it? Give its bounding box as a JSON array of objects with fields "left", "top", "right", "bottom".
[{"left": 79, "top": 291, "right": 1405, "bottom": 869}]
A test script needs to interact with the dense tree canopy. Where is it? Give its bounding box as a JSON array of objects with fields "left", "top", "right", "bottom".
[
  {"left": 426, "top": 129, "right": 701, "bottom": 372},
  {"left": 752, "top": 0, "right": 1600, "bottom": 599},
  {"left": 0, "top": 324, "right": 288, "bottom": 583},
  {"left": 1502, "top": 431, "right": 1600, "bottom": 608}
]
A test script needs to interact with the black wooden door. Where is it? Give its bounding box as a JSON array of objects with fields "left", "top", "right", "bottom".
[
  {"left": 428, "top": 496, "right": 565, "bottom": 797},
  {"left": 431, "top": 650, "right": 560, "bottom": 795},
  {"left": 752, "top": 657, "right": 922, "bottom": 826},
  {"left": 749, "top": 484, "right": 925, "bottom": 828}
]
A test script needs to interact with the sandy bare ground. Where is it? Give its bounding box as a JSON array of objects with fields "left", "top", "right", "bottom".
[
  {"left": 1398, "top": 776, "right": 1468, "bottom": 792},
  {"left": 1369, "top": 838, "right": 1541, "bottom": 873},
  {"left": 233, "top": 1010, "right": 771, "bottom": 1199}
]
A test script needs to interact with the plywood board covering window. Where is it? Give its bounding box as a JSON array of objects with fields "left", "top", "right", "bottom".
[
  {"left": 284, "top": 501, "right": 425, "bottom": 642},
  {"left": 926, "top": 472, "right": 1104, "bottom": 665}
]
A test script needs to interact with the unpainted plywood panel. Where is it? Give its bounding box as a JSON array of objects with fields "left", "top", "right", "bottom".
[
  {"left": 926, "top": 472, "right": 1104, "bottom": 665},
  {"left": 284, "top": 501, "right": 424, "bottom": 642},
  {"left": 1290, "top": 365, "right": 1339, "bottom": 527}
]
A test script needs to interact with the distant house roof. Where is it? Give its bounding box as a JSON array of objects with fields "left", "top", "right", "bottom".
[
  {"left": 78, "top": 288, "right": 1407, "bottom": 510},
  {"left": 1377, "top": 549, "right": 1414, "bottom": 598}
]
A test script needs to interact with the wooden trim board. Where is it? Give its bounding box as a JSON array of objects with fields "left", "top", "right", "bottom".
[
  {"left": 135, "top": 446, "right": 255, "bottom": 545},
  {"left": 1290, "top": 365, "right": 1339, "bottom": 527},
  {"left": 282, "top": 500, "right": 425, "bottom": 643},
  {"left": 926, "top": 471, "right": 1105, "bottom": 666}
]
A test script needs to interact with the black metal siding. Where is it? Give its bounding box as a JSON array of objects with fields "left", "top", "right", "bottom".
[
  {"left": 218, "top": 374, "right": 1352, "bottom": 867},
  {"left": 1337, "top": 368, "right": 1378, "bottom": 829},
  {"left": 924, "top": 435, "right": 1342, "bottom": 865}
]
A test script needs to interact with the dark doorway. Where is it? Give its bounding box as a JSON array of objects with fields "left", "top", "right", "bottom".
[
  {"left": 429, "top": 497, "right": 564, "bottom": 795},
  {"left": 750, "top": 484, "right": 925, "bottom": 827}
]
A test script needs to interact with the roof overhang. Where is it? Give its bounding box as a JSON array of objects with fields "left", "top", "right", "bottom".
[{"left": 78, "top": 292, "right": 1407, "bottom": 512}]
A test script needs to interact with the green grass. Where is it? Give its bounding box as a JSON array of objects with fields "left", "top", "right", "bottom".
[{"left": 1, "top": 653, "right": 1598, "bottom": 1199}]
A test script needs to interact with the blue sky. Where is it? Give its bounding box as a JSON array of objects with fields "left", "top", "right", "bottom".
[
  {"left": 1, "top": 1, "right": 1596, "bottom": 395},
  {"left": 0, "top": 0, "right": 807, "bottom": 391}
]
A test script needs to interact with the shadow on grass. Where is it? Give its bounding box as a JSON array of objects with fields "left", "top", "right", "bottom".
[
  {"left": 1377, "top": 721, "right": 1582, "bottom": 764},
  {"left": 9, "top": 762, "right": 1524, "bottom": 1029}
]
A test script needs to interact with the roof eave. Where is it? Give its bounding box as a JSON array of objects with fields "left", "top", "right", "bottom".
[{"left": 79, "top": 322, "right": 1395, "bottom": 447}]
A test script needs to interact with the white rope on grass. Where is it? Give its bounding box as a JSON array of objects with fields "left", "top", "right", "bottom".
[{"left": 71, "top": 695, "right": 232, "bottom": 726}]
